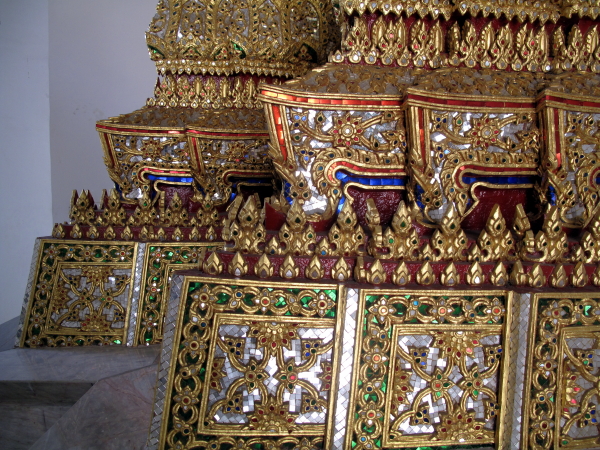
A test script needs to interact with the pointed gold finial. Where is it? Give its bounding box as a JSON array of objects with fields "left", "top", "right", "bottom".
[
  {"left": 52, "top": 223, "right": 65, "bottom": 239},
  {"left": 528, "top": 264, "right": 546, "bottom": 288},
  {"left": 229, "top": 252, "right": 248, "bottom": 277},
  {"left": 509, "top": 261, "right": 527, "bottom": 286},
  {"left": 512, "top": 204, "right": 531, "bottom": 238},
  {"left": 431, "top": 203, "right": 467, "bottom": 261},
  {"left": 140, "top": 226, "right": 152, "bottom": 241},
  {"left": 467, "top": 243, "right": 482, "bottom": 262},
  {"left": 203, "top": 252, "right": 224, "bottom": 276},
  {"left": 570, "top": 244, "right": 585, "bottom": 263},
  {"left": 254, "top": 253, "right": 273, "bottom": 278},
  {"left": 550, "top": 265, "right": 567, "bottom": 288},
  {"left": 592, "top": 264, "right": 600, "bottom": 287},
  {"left": 383, "top": 201, "right": 420, "bottom": 260},
  {"left": 173, "top": 227, "right": 184, "bottom": 242},
  {"left": 367, "top": 259, "right": 386, "bottom": 285},
  {"left": 315, "top": 237, "right": 332, "bottom": 257},
  {"left": 279, "top": 255, "right": 299, "bottom": 279},
  {"left": 466, "top": 261, "right": 483, "bottom": 286},
  {"left": 104, "top": 225, "right": 116, "bottom": 240},
  {"left": 190, "top": 226, "right": 200, "bottom": 242},
  {"left": 71, "top": 223, "right": 82, "bottom": 239},
  {"left": 279, "top": 201, "right": 315, "bottom": 255},
  {"left": 441, "top": 262, "right": 459, "bottom": 286},
  {"left": 205, "top": 225, "right": 217, "bottom": 242},
  {"left": 306, "top": 255, "right": 325, "bottom": 280},
  {"left": 329, "top": 202, "right": 365, "bottom": 256},
  {"left": 120, "top": 225, "right": 132, "bottom": 240},
  {"left": 490, "top": 262, "right": 507, "bottom": 286},
  {"left": 392, "top": 261, "right": 411, "bottom": 286},
  {"left": 416, "top": 261, "right": 435, "bottom": 285},
  {"left": 420, "top": 243, "right": 435, "bottom": 261},
  {"left": 265, "top": 236, "right": 283, "bottom": 256},
  {"left": 332, "top": 257, "right": 350, "bottom": 282},
  {"left": 478, "top": 204, "right": 514, "bottom": 261},
  {"left": 571, "top": 262, "right": 588, "bottom": 287},
  {"left": 87, "top": 225, "right": 99, "bottom": 239},
  {"left": 156, "top": 227, "right": 167, "bottom": 241}
]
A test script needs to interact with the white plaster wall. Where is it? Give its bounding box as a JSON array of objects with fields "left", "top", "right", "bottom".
[
  {"left": 49, "top": 0, "right": 157, "bottom": 222},
  {"left": 0, "top": 1, "right": 157, "bottom": 325},
  {"left": 0, "top": 1, "right": 52, "bottom": 326}
]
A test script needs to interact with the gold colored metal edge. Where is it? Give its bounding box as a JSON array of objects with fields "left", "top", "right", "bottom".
[
  {"left": 522, "top": 291, "right": 600, "bottom": 449},
  {"left": 135, "top": 242, "right": 221, "bottom": 346},
  {"left": 536, "top": 89, "right": 600, "bottom": 106},
  {"left": 327, "top": 284, "right": 346, "bottom": 449},
  {"left": 280, "top": 105, "right": 295, "bottom": 161},
  {"left": 157, "top": 276, "right": 342, "bottom": 448},
  {"left": 158, "top": 275, "right": 192, "bottom": 449},
  {"left": 20, "top": 239, "right": 139, "bottom": 347},
  {"left": 407, "top": 99, "right": 536, "bottom": 114},
  {"left": 198, "top": 313, "right": 336, "bottom": 436},
  {"left": 97, "top": 120, "right": 187, "bottom": 135},
  {"left": 407, "top": 87, "right": 536, "bottom": 105},
  {"left": 185, "top": 128, "right": 269, "bottom": 138},
  {"left": 260, "top": 83, "right": 404, "bottom": 102},
  {"left": 346, "top": 288, "right": 511, "bottom": 449},
  {"left": 19, "top": 238, "right": 51, "bottom": 347}
]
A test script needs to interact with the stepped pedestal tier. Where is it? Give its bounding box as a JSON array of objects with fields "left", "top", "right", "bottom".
[{"left": 14, "top": 0, "right": 600, "bottom": 449}]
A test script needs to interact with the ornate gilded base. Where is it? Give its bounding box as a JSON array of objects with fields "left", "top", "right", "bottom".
[
  {"left": 17, "top": 238, "right": 222, "bottom": 348},
  {"left": 147, "top": 271, "right": 600, "bottom": 450}
]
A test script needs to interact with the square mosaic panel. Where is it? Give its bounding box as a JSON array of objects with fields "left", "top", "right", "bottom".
[
  {"left": 18, "top": 239, "right": 139, "bottom": 347},
  {"left": 152, "top": 276, "right": 344, "bottom": 450},
  {"left": 346, "top": 289, "right": 513, "bottom": 449},
  {"left": 136, "top": 243, "right": 221, "bottom": 345},
  {"left": 523, "top": 293, "right": 600, "bottom": 450}
]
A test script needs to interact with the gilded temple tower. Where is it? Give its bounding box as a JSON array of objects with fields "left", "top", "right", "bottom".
[{"left": 14, "top": 0, "right": 600, "bottom": 449}]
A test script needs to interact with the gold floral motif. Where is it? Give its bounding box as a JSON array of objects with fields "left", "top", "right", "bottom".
[
  {"left": 524, "top": 294, "right": 600, "bottom": 450},
  {"left": 148, "top": 75, "right": 268, "bottom": 109},
  {"left": 140, "top": 243, "right": 214, "bottom": 345},
  {"left": 146, "top": 0, "right": 338, "bottom": 77},
  {"left": 160, "top": 278, "right": 339, "bottom": 449},
  {"left": 279, "top": 201, "right": 316, "bottom": 256},
  {"left": 21, "top": 240, "right": 138, "bottom": 348},
  {"left": 334, "top": 15, "right": 600, "bottom": 72},
  {"left": 228, "top": 196, "right": 266, "bottom": 253},
  {"left": 349, "top": 290, "right": 510, "bottom": 448},
  {"left": 431, "top": 204, "right": 468, "bottom": 261},
  {"left": 328, "top": 202, "right": 366, "bottom": 257}
]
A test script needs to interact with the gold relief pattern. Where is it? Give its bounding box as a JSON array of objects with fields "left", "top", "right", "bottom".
[
  {"left": 138, "top": 243, "right": 219, "bottom": 345},
  {"left": 267, "top": 99, "right": 406, "bottom": 218},
  {"left": 348, "top": 290, "right": 511, "bottom": 449},
  {"left": 282, "top": 63, "right": 414, "bottom": 96},
  {"left": 97, "top": 108, "right": 273, "bottom": 200},
  {"left": 188, "top": 134, "right": 272, "bottom": 205},
  {"left": 146, "top": 0, "right": 338, "bottom": 77},
  {"left": 407, "top": 95, "right": 540, "bottom": 221},
  {"left": 332, "top": 15, "right": 600, "bottom": 73},
  {"left": 539, "top": 87, "right": 600, "bottom": 225},
  {"left": 147, "top": 75, "right": 270, "bottom": 109},
  {"left": 159, "top": 278, "right": 341, "bottom": 449},
  {"left": 524, "top": 294, "right": 600, "bottom": 450},
  {"left": 21, "top": 240, "right": 138, "bottom": 348}
]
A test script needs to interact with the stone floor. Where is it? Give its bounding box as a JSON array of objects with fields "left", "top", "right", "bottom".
[{"left": 0, "top": 317, "right": 160, "bottom": 450}]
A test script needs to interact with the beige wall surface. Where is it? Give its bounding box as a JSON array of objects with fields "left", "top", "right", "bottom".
[
  {"left": 0, "top": 0, "right": 157, "bottom": 326},
  {"left": 0, "top": 1, "right": 52, "bottom": 327}
]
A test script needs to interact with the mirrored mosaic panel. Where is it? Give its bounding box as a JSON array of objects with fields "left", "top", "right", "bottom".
[
  {"left": 347, "top": 290, "right": 512, "bottom": 449},
  {"left": 157, "top": 276, "right": 343, "bottom": 449},
  {"left": 19, "top": 239, "right": 139, "bottom": 347},
  {"left": 523, "top": 293, "right": 600, "bottom": 450},
  {"left": 138, "top": 243, "right": 220, "bottom": 345}
]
